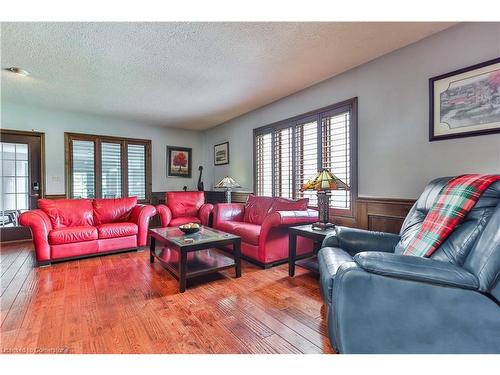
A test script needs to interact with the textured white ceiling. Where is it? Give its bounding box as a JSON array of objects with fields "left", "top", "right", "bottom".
[{"left": 1, "top": 22, "right": 455, "bottom": 130}]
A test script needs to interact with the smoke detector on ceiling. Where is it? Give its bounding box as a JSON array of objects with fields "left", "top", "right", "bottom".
[{"left": 5, "top": 67, "right": 30, "bottom": 77}]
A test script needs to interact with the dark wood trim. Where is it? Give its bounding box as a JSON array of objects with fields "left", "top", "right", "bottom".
[
  {"left": 356, "top": 197, "right": 415, "bottom": 205},
  {"left": 45, "top": 194, "right": 67, "bottom": 200},
  {"left": 64, "top": 132, "right": 151, "bottom": 144},
  {"left": 64, "top": 132, "right": 152, "bottom": 203},
  {"left": 429, "top": 56, "right": 500, "bottom": 142}
]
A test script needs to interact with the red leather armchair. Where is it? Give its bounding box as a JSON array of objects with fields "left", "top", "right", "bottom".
[
  {"left": 19, "top": 197, "right": 156, "bottom": 266},
  {"left": 156, "top": 191, "right": 213, "bottom": 227},
  {"left": 213, "top": 195, "right": 318, "bottom": 267}
]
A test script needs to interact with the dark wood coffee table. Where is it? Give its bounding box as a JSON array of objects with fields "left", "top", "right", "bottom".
[{"left": 149, "top": 226, "right": 241, "bottom": 292}]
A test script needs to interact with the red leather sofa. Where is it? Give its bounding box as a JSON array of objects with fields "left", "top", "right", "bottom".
[
  {"left": 19, "top": 197, "right": 156, "bottom": 266},
  {"left": 156, "top": 191, "right": 213, "bottom": 227},
  {"left": 213, "top": 195, "right": 318, "bottom": 267}
]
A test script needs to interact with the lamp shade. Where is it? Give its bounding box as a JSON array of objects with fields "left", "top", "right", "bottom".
[
  {"left": 215, "top": 176, "right": 241, "bottom": 188},
  {"left": 301, "top": 169, "right": 349, "bottom": 191}
]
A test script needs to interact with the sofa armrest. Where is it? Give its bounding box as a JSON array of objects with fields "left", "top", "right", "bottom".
[
  {"left": 354, "top": 252, "right": 479, "bottom": 290},
  {"left": 130, "top": 204, "right": 156, "bottom": 247},
  {"left": 198, "top": 203, "right": 214, "bottom": 226},
  {"left": 155, "top": 204, "right": 172, "bottom": 227},
  {"left": 19, "top": 209, "right": 52, "bottom": 262},
  {"left": 213, "top": 203, "right": 245, "bottom": 228},
  {"left": 262, "top": 209, "right": 318, "bottom": 229},
  {"left": 322, "top": 226, "right": 401, "bottom": 255},
  {"left": 260, "top": 209, "right": 319, "bottom": 244}
]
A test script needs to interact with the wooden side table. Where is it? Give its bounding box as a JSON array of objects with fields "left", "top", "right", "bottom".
[{"left": 288, "top": 224, "right": 336, "bottom": 276}]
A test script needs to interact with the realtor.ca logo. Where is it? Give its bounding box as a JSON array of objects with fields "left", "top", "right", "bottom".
[{"left": 2, "top": 347, "right": 70, "bottom": 354}]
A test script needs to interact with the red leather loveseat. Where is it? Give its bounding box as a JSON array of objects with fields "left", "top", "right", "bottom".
[
  {"left": 19, "top": 197, "right": 156, "bottom": 266},
  {"left": 156, "top": 191, "right": 213, "bottom": 227},
  {"left": 213, "top": 195, "right": 318, "bottom": 267}
]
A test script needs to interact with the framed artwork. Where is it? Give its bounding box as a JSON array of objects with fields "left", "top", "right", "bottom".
[
  {"left": 429, "top": 57, "right": 500, "bottom": 141},
  {"left": 214, "top": 141, "right": 229, "bottom": 165},
  {"left": 167, "top": 146, "right": 192, "bottom": 178}
]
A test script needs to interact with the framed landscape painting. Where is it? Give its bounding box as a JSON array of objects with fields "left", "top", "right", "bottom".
[
  {"left": 167, "top": 146, "right": 192, "bottom": 178},
  {"left": 429, "top": 57, "right": 500, "bottom": 141},
  {"left": 214, "top": 141, "right": 229, "bottom": 165}
]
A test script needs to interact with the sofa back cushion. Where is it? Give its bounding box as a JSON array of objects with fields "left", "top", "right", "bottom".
[
  {"left": 93, "top": 197, "right": 137, "bottom": 225},
  {"left": 166, "top": 191, "right": 204, "bottom": 218},
  {"left": 244, "top": 195, "right": 274, "bottom": 225},
  {"left": 395, "top": 178, "right": 500, "bottom": 267},
  {"left": 38, "top": 198, "right": 94, "bottom": 229},
  {"left": 269, "top": 197, "right": 309, "bottom": 213}
]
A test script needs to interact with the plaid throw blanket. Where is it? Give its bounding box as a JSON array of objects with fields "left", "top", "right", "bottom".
[{"left": 403, "top": 174, "right": 500, "bottom": 257}]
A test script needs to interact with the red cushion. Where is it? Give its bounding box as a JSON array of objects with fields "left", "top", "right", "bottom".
[
  {"left": 48, "top": 226, "right": 98, "bottom": 245},
  {"left": 243, "top": 195, "right": 275, "bottom": 225},
  {"left": 97, "top": 222, "right": 138, "bottom": 239},
  {"left": 269, "top": 197, "right": 309, "bottom": 213},
  {"left": 169, "top": 216, "right": 202, "bottom": 227},
  {"left": 216, "top": 220, "right": 261, "bottom": 245},
  {"left": 166, "top": 191, "right": 204, "bottom": 218},
  {"left": 93, "top": 197, "right": 137, "bottom": 225},
  {"left": 38, "top": 199, "right": 94, "bottom": 229}
]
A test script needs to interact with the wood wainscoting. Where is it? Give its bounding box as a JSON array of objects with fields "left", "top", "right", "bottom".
[{"left": 332, "top": 197, "right": 415, "bottom": 234}]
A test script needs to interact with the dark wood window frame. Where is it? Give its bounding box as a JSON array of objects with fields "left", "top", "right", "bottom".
[
  {"left": 65, "top": 132, "right": 152, "bottom": 203},
  {"left": 253, "top": 97, "right": 358, "bottom": 218}
]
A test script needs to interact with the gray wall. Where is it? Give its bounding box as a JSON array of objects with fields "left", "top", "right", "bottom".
[
  {"left": 202, "top": 22, "right": 500, "bottom": 199},
  {"left": 1, "top": 102, "right": 204, "bottom": 194}
]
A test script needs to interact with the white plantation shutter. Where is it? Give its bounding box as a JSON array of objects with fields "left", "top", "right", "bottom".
[
  {"left": 295, "top": 119, "right": 319, "bottom": 207},
  {"left": 274, "top": 127, "right": 293, "bottom": 198},
  {"left": 255, "top": 133, "right": 273, "bottom": 196},
  {"left": 72, "top": 140, "right": 95, "bottom": 198},
  {"left": 101, "top": 142, "right": 122, "bottom": 198},
  {"left": 127, "top": 144, "right": 146, "bottom": 200},
  {"left": 254, "top": 99, "right": 355, "bottom": 214},
  {"left": 322, "top": 111, "right": 351, "bottom": 210}
]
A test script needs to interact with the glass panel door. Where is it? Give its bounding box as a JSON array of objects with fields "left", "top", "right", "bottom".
[
  {"left": 1, "top": 142, "right": 29, "bottom": 227},
  {"left": 0, "top": 131, "right": 43, "bottom": 241}
]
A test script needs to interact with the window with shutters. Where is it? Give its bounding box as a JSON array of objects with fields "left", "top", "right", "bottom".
[
  {"left": 65, "top": 133, "right": 151, "bottom": 202},
  {"left": 253, "top": 98, "right": 357, "bottom": 217}
]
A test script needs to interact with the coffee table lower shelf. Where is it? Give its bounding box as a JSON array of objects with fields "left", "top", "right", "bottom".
[
  {"left": 149, "top": 227, "right": 241, "bottom": 293},
  {"left": 151, "top": 247, "right": 237, "bottom": 280}
]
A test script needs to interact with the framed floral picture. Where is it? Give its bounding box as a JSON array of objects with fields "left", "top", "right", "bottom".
[
  {"left": 429, "top": 57, "right": 500, "bottom": 141},
  {"left": 214, "top": 142, "right": 229, "bottom": 165},
  {"left": 167, "top": 146, "right": 192, "bottom": 178}
]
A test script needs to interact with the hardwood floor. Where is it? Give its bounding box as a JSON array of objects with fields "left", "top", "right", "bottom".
[{"left": 0, "top": 242, "right": 334, "bottom": 354}]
